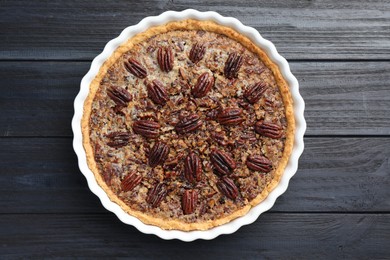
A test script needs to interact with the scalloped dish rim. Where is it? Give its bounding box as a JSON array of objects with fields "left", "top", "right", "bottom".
[{"left": 72, "top": 9, "right": 306, "bottom": 242}]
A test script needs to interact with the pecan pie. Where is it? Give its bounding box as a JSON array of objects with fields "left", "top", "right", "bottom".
[{"left": 82, "top": 20, "right": 294, "bottom": 231}]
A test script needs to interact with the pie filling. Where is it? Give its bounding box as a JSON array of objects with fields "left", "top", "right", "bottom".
[{"left": 87, "top": 25, "right": 290, "bottom": 229}]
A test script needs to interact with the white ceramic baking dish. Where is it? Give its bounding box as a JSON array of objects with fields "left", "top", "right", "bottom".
[{"left": 72, "top": 9, "right": 306, "bottom": 242}]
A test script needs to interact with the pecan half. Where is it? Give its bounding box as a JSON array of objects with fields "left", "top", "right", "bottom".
[
  {"left": 224, "top": 52, "right": 243, "bottom": 79},
  {"left": 192, "top": 72, "right": 214, "bottom": 98},
  {"left": 246, "top": 155, "right": 273, "bottom": 172},
  {"left": 148, "top": 141, "right": 170, "bottom": 167},
  {"left": 132, "top": 120, "right": 160, "bottom": 139},
  {"left": 217, "top": 176, "right": 239, "bottom": 200},
  {"left": 244, "top": 82, "right": 267, "bottom": 104},
  {"left": 157, "top": 46, "right": 174, "bottom": 72},
  {"left": 106, "top": 131, "right": 130, "bottom": 148},
  {"left": 146, "top": 183, "right": 167, "bottom": 208},
  {"left": 107, "top": 85, "right": 131, "bottom": 106},
  {"left": 217, "top": 108, "right": 244, "bottom": 126},
  {"left": 184, "top": 152, "right": 202, "bottom": 183},
  {"left": 254, "top": 121, "right": 282, "bottom": 139},
  {"left": 147, "top": 79, "right": 169, "bottom": 105},
  {"left": 210, "top": 149, "right": 236, "bottom": 175},
  {"left": 121, "top": 172, "right": 142, "bottom": 192},
  {"left": 124, "top": 58, "right": 147, "bottom": 78},
  {"left": 182, "top": 189, "right": 198, "bottom": 215},
  {"left": 189, "top": 42, "right": 206, "bottom": 63},
  {"left": 175, "top": 114, "right": 203, "bottom": 134}
]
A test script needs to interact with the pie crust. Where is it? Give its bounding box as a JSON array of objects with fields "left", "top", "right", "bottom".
[{"left": 82, "top": 19, "right": 294, "bottom": 231}]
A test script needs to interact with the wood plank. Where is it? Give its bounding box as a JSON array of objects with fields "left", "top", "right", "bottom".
[
  {"left": 0, "top": 137, "right": 389, "bottom": 213},
  {"left": 0, "top": 138, "right": 101, "bottom": 214},
  {"left": 1, "top": 61, "right": 389, "bottom": 136},
  {"left": 1, "top": 1, "right": 389, "bottom": 60},
  {"left": 0, "top": 62, "right": 84, "bottom": 137},
  {"left": 0, "top": 213, "right": 388, "bottom": 258},
  {"left": 298, "top": 61, "right": 390, "bottom": 135}
]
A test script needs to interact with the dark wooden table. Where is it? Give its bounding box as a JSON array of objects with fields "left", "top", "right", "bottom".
[{"left": 1, "top": 1, "right": 389, "bottom": 258}]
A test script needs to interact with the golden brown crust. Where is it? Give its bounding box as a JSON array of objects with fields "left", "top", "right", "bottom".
[{"left": 82, "top": 19, "right": 294, "bottom": 231}]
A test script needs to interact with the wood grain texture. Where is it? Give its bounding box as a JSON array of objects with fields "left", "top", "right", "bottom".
[
  {"left": 0, "top": 137, "right": 389, "bottom": 213},
  {"left": 298, "top": 61, "right": 390, "bottom": 135},
  {"left": 0, "top": 0, "right": 389, "bottom": 60},
  {"left": 0, "top": 213, "right": 389, "bottom": 258},
  {"left": 0, "top": 61, "right": 389, "bottom": 137},
  {"left": 0, "top": 61, "right": 83, "bottom": 137}
]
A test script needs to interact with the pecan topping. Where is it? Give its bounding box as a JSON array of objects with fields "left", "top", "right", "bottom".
[
  {"left": 205, "top": 109, "right": 218, "bottom": 120},
  {"left": 124, "top": 58, "right": 147, "bottom": 78},
  {"left": 237, "top": 98, "right": 250, "bottom": 110},
  {"left": 132, "top": 120, "right": 160, "bottom": 139},
  {"left": 103, "top": 163, "right": 121, "bottom": 185},
  {"left": 192, "top": 72, "right": 215, "bottom": 98},
  {"left": 184, "top": 152, "right": 202, "bottom": 183},
  {"left": 210, "top": 149, "right": 236, "bottom": 175},
  {"left": 244, "top": 82, "right": 267, "bottom": 104},
  {"left": 146, "top": 183, "right": 167, "bottom": 208},
  {"left": 211, "top": 132, "right": 228, "bottom": 146},
  {"left": 255, "top": 121, "right": 282, "bottom": 139},
  {"left": 246, "top": 155, "right": 272, "bottom": 172},
  {"left": 217, "top": 176, "right": 239, "bottom": 200},
  {"left": 224, "top": 52, "right": 243, "bottom": 79},
  {"left": 121, "top": 172, "right": 142, "bottom": 192},
  {"left": 94, "top": 143, "right": 103, "bottom": 162},
  {"left": 107, "top": 86, "right": 131, "bottom": 107},
  {"left": 189, "top": 42, "right": 206, "bottom": 63},
  {"left": 157, "top": 46, "right": 174, "bottom": 72},
  {"left": 147, "top": 79, "right": 169, "bottom": 105},
  {"left": 182, "top": 189, "right": 198, "bottom": 215},
  {"left": 179, "top": 67, "right": 187, "bottom": 81},
  {"left": 148, "top": 141, "right": 170, "bottom": 167},
  {"left": 106, "top": 132, "right": 130, "bottom": 148},
  {"left": 217, "top": 108, "right": 244, "bottom": 126},
  {"left": 175, "top": 114, "right": 203, "bottom": 134}
]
